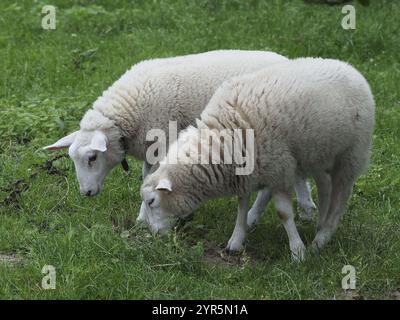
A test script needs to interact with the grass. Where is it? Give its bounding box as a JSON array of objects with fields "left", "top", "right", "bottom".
[{"left": 0, "top": 0, "right": 399, "bottom": 299}]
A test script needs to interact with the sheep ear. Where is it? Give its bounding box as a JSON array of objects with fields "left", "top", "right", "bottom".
[
  {"left": 43, "top": 131, "right": 78, "bottom": 150},
  {"left": 156, "top": 178, "right": 172, "bottom": 192},
  {"left": 90, "top": 131, "right": 107, "bottom": 152}
]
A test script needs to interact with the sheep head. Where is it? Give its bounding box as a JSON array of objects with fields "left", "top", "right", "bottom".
[
  {"left": 140, "top": 164, "right": 200, "bottom": 234},
  {"left": 43, "top": 128, "right": 125, "bottom": 197}
]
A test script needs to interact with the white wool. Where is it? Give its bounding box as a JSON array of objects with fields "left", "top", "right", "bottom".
[
  {"left": 79, "top": 109, "right": 115, "bottom": 131},
  {"left": 80, "top": 50, "right": 288, "bottom": 161}
]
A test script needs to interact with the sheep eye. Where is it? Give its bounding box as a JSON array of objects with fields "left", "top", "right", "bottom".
[
  {"left": 148, "top": 198, "right": 155, "bottom": 207},
  {"left": 88, "top": 155, "right": 97, "bottom": 164}
]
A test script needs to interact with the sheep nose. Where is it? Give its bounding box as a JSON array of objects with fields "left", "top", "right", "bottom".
[{"left": 86, "top": 190, "right": 92, "bottom": 196}]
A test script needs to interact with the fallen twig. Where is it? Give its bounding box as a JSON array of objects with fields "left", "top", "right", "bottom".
[{"left": 0, "top": 154, "right": 69, "bottom": 208}]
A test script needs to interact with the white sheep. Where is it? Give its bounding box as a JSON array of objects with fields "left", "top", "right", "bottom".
[
  {"left": 43, "top": 50, "right": 316, "bottom": 223},
  {"left": 140, "top": 57, "right": 375, "bottom": 261}
]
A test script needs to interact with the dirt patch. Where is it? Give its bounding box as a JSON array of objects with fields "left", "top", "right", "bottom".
[
  {"left": 0, "top": 253, "right": 22, "bottom": 265},
  {"left": 336, "top": 289, "right": 400, "bottom": 300},
  {"left": 336, "top": 290, "right": 366, "bottom": 300},
  {"left": 203, "top": 242, "right": 253, "bottom": 266},
  {"left": 386, "top": 290, "right": 400, "bottom": 300}
]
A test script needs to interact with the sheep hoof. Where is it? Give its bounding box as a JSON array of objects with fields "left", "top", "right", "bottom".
[
  {"left": 224, "top": 247, "right": 243, "bottom": 256},
  {"left": 290, "top": 242, "right": 306, "bottom": 262},
  {"left": 311, "top": 231, "right": 330, "bottom": 252},
  {"left": 225, "top": 239, "right": 245, "bottom": 254}
]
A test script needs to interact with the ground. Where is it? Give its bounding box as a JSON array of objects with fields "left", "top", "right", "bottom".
[{"left": 0, "top": 0, "right": 399, "bottom": 299}]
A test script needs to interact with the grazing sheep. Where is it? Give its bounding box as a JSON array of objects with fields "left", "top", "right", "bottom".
[
  {"left": 43, "top": 50, "right": 316, "bottom": 222},
  {"left": 140, "top": 58, "right": 375, "bottom": 261}
]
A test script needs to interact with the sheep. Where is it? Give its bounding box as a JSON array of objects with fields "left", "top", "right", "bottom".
[
  {"left": 43, "top": 50, "right": 316, "bottom": 223},
  {"left": 140, "top": 57, "right": 375, "bottom": 261}
]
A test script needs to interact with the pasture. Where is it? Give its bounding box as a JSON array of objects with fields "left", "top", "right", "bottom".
[{"left": 0, "top": 0, "right": 399, "bottom": 299}]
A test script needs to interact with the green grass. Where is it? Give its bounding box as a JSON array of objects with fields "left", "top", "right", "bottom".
[{"left": 0, "top": 0, "right": 399, "bottom": 299}]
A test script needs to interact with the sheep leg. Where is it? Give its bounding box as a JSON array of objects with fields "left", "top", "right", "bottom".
[
  {"left": 312, "top": 154, "right": 357, "bottom": 250},
  {"left": 273, "top": 191, "right": 306, "bottom": 262},
  {"left": 247, "top": 179, "right": 316, "bottom": 228},
  {"left": 295, "top": 179, "right": 317, "bottom": 222},
  {"left": 226, "top": 194, "right": 250, "bottom": 253},
  {"left": 312, "top": 183, "right": 353, "bottom": 251},
  {"left": 314, "top": 171, "right": 332, "bottom": 231},
  {"left": 247, "top": 189, "right": 272, "bottom": 228}
]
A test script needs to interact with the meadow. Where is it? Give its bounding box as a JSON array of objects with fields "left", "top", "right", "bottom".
[{"left": 0, "top": 0, "right": 399, "bottom": 299}]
